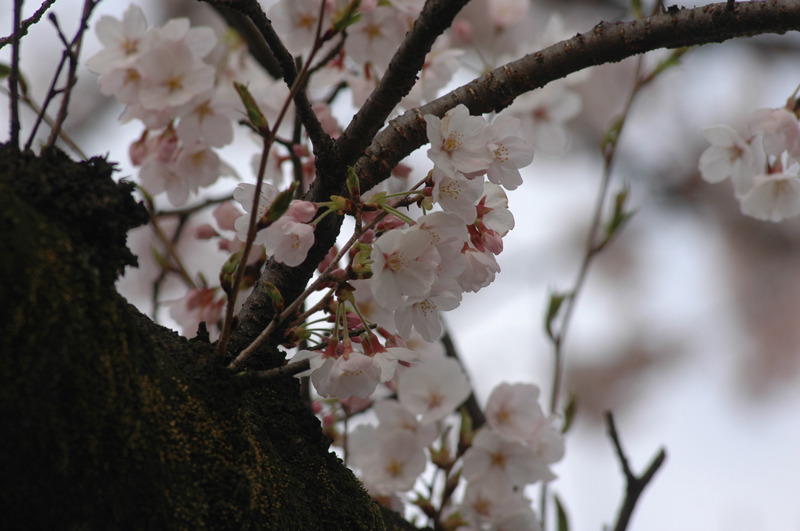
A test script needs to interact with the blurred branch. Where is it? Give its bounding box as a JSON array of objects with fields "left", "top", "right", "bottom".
[
  {"left": 45, "top": 1, "right": 98, "bottom": 150},
  {"left": 605, "top": 411, "right": 667, "bottom": 531},
  {"left": 202, "top": 0, "right": 333, "bottom": 158},
  {"left": 336, "top": 0, "right": 473, "bottom": 165},
  {"left": 209, "top": 4, "right": 282, "bottom": 78},
  {"left": 0, "top": 0, "right": 57, "bottom": 50},
  {"left": 229, "top": 0, "right": 800, "bottom": 365},
  {"left": 441, "top": 325, "right": 487, "bottom": 430},
  {"left": 355, "top": 0, "right": 800, "bottom": 191},
  {"left": 9, "top": 0, "right": 23, "bottom": 149}
]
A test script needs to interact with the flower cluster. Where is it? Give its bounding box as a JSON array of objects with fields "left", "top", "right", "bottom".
[
  {"left": 365, "top": 105, "right": 531, "bottom": 346},
  {"left": 460, "top": 383, "right": 564, "bottom": 530},
  {"left": 88, "top": 4, "right": 568, "bottom": 529},
  {"left": 87, "top": 5, "right": 240, "bottom": 206},
  {"left": 699, "top": 105, "right": 800, "bottom": 222}
]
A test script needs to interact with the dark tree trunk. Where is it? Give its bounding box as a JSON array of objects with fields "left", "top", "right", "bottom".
[{"left": 0, "top": 144, "right": 414, "bottom": 530}]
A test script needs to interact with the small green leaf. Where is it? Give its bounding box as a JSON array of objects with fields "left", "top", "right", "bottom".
[
  {"left": 562, "top": 394, "right": 577, "bottom": 434},
  {"left": 631, "top": 0, "right": 643, "bottom": 19},
  {"left": 605, "top": 184, "right": 634, "bottom": 240},
  {"left": 234, "top": 82, "right": 269, "bottom": 134},
  {"left": 219, "top": 251, "right": 243, "bottom": 297},
  {"left": 331, "top": 0, "right": 362, "bottom": 34},
  {"left": 554, "top": 494, "right": 570, "bottom": 531},
  {"left": 545, "top": 291, "right": 567, "bottom": 340},
  {"left": 260, "top": 182, "right": 297, "bottom": 227},
  {"left": 0, "top": 63, "right": 11, "bottom": 79},
  {"left": 261, "top": 280, "right": 284, "bottom": 312},
  {"left": 346, "top": 166, "right": 360, "bottom": 200}
]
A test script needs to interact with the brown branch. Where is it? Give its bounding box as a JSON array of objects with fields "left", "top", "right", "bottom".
[
  {"left": 336, "top": 0, "right": 473, "bottom": 165},
  {"left": 209, "top": 4, "right": 282, "bottom": 79},
  {"left": 9, "top": 0, "right": 23, "bottom": 150},
  {"left": 46, "top": 0, "right": 98, "bottom": 150},
  {"left": 354, "top": 0, "right": 800, "bottom": 191},
  {"left": 605, "top": 411, "right": 667, "bottom": 531},
  {"left": 230, "top": 0, "right": 800, "bottom": 366},
  {"left": 0, "top": 0, "right": 58, "bottom": 50},
  {"left": 202, "top": 0, "right": 334, "bottom": 160}
]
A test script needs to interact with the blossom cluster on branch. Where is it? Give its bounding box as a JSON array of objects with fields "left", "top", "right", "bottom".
[
  {"left": 699, "top": 99, "right": 800, "bottom": 222},
  {"left": 82, "top": 0, "right": 800, "bottom": 528}
]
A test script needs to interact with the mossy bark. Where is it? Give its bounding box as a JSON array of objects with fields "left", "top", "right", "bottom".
[{"left": 0, "top": 145, "right": 416, "bottom": 530}]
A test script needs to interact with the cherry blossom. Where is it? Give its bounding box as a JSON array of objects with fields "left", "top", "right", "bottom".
[
  {"left": 263, "top": 200, "right": 318, "bottom": 267},
  {"left": 485, "top": 383, "right": 547, "bottom": 443},
  {"left": 348, "top": 426, "right": 427, "bottom": 495},
  {"left": 136, "top": 40, "right": 216, "bottom": 111},
  {"left": 461, "top": 429, "right": 549, "bottom": 492},
  {"left": 267, "top": 0, "right": 334, "bottom": 58},
  {"left": 698, "top": 125, "right": 764, "bottom": 195},
  {"left": 233, "top": 182, "right": 280, "bottom": 246},
  {"left": 747, "top": 107, "right": 800, "bottom": 159},
  {"left": 396, "top": 355, "right": 471, "bottom": 424},
  {"left": 86, "top": 5, "right": 148, "bottom": 74},
  {"left": 426, "top": 104, "right": 493, "bottom": 176},
  {"left": 166, "top": 286, "right": 225, "bottom": 339},
  {"left": 738, "top": 171, "right": 800, "bottom": 222},
  {"left": 460, "top": 481, "right": 541, "bottom": 531},
  {"left": 485, "top": 115, "right": 535, "bottom": 190},
  {"left": 344, "top": 7, "right": 407, "bottom": 68},
  {"left": 431, "top": 168, "right": 484, "bottom": 223},
  {"left": 372, "top": 399, "right": 437, "bottom": 447},
  {"left": 370, "top": 226, "right": 440, "bottom": 309}
]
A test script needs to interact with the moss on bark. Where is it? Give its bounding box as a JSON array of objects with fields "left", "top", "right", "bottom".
[{"left": 0, "top": 146, "right": 415, "bottom": 530}]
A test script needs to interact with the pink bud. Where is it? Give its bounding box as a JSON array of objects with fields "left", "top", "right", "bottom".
[
  {"left": 213, "top": 202, "right": 243, "bottom": 231},
  {"left": 194, "top": 223, "right": 219, "bottom": 240},
  {"left": 452, "top": 20, "right": 473, "bottom": 44}
]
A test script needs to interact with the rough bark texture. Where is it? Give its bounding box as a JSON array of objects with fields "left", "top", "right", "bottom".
[{"left": 0, "top": 144, "right": 415, "bottom": 530}]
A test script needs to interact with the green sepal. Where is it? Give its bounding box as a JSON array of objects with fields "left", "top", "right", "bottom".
[
  {"left": 234, "top": 82, "right": 269, "bottom": 134},
  {"left": 220, "top": 251, "right": 243, "bottom": 297},
  {"left": 346, "top": 166, "right": 360, "bottom": 200},
  {"left": 545, "top": 291, "right": 568, "bottom": 340},
  {"left": 331, "top": 0, "right": 362, "bottom": 34},
  {"left": 261, "top": 280, "right": 284, "bottom": 312},
  {"left": 259, "top": 182, "right": 297, "bottom": 228},
  {"left": 605, "top": 184, "right": 634, "bottom": 241},
  {"left": 555, "top": 493, "right": 570, "bottom": 531},
  {"left": 562, "top": 393, "right": 577, "bottom": 434}
]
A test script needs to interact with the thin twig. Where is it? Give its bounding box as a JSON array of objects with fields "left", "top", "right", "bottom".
[
  {"left": 215, "top": 6, "right": 330, "bottom": 360},
  {"left": 605, "top": 411, "right": 667, "bottom": 531},
  {"left": 46, "top": 0, "right": 97, "bottom": 149},
  {"left": 0, "top": 0, "right": 58, "bottom": 49},
  {"left": 9, "top": 0, "right": 23, "bottom": 149}
]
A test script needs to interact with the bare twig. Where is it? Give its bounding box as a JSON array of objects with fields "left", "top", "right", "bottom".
[
  {"left": 9, "top": 0, "right": 23, "bottom": 149},
  {"left": 0, "top": 0, "right": 57, "bottom": 49},
  {"left": 230, "top": 0, "right": 800, "bottom": 370},
  {"left": 202, "top": 0, "right": 333, "bottom": 156},
  {"left": 605, "top": 411, "right": 667, "bottom": 531},
  {"left": 354, "top": 0, "right": 800, "bottom": 191},
  {"left": 46, "top": 0, "right": 98, "bottom": 149}
]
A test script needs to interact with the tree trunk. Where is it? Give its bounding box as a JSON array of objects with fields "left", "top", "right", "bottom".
[{"left": 0, "top": 144, "right": 414, "bottom": 530}]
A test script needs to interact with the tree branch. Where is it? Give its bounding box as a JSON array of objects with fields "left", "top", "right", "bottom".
[
  {"left": 336, "top": 0, "right": 473, "bottom": 165},
  {"left": 355, "top": 0, "right": 800, "bottom": 191},
  {"left": 0, "top": 0, "right": 58, "bottom": 50},
  {"left": 605, "top": 411, "right": 667, "bottom": 531},
  {"left": 229, "top": 0, "right": 800, "bottom": 365},
  {"left": 208, "top": 4, "right": 282, "bottom": 79},
  {"left": 202, "top": 0, "right": 334, "bottom": 158}
]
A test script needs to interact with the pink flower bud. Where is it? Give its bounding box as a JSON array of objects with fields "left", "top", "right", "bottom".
[{"left": 194, "top": 223, "right": 219, "bottom": 240}]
